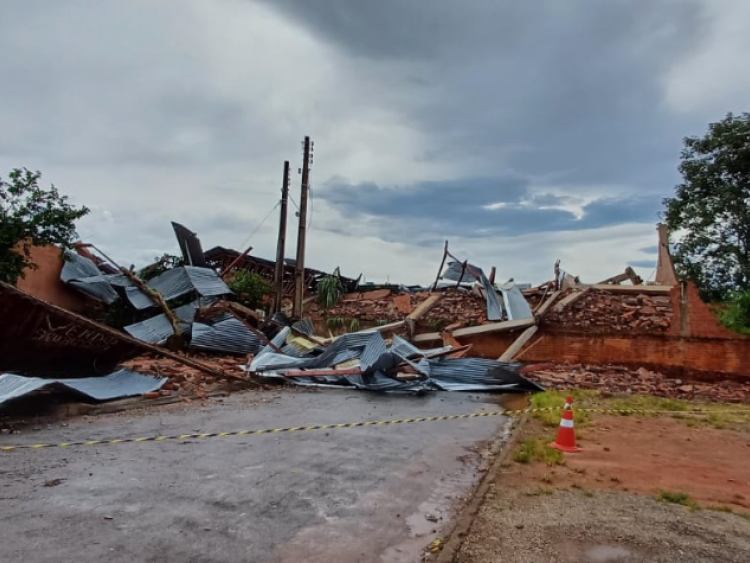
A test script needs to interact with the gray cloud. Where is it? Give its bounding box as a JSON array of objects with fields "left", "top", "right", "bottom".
[
  {"left": 0, "top": 0, "right": 744, "bottom": 283},
  {"left": 319, "top": 178, "right": 661, "bottom": 242}
]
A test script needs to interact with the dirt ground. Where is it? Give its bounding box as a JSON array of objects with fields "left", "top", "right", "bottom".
[{"left": 455, "top": 409, "right": 750, "bottom": 562}]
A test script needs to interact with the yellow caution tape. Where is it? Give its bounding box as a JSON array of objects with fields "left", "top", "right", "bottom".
[{"left": 1, "top": 406, "right": 748, "bottom": 452}]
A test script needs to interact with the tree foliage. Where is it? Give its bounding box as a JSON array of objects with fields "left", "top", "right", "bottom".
[
  {"left": 227, "top": 270, "right": 273, "bottom": 310},
  {"left": 664, "top": 113, "right": 750, "bottom": 301},
  {"left": 717, "top": 290, "right": 750, "bottom": 335},
  {"left": 0, "top": 168, "right": 89, "bottom": 285}
]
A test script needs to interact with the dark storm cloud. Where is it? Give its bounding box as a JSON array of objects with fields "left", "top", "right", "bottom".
[
  {"left": 319, "top": 178, "right": 661, "bottom": 239},
  {"left": 259, "top": 0, "right": 709, "bottom": 186}
]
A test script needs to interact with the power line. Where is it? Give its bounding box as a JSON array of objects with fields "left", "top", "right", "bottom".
[{"left": 235, "top": 201, "right": 280, "bottom": 251}]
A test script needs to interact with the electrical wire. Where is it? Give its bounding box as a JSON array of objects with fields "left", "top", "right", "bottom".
[{"left": 234, "top": 201, "right": 280, "bottom": 252}]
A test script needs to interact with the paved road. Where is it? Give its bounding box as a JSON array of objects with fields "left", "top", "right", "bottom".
[{"left": 0, "top": 389, "right": 510, "bottom": 563}]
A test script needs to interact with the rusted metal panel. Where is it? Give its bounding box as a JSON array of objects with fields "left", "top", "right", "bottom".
[{"left": 0, "top": 282, "right": 142, "bottom": 375}]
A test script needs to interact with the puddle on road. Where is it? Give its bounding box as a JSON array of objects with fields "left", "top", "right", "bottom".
[{"left": 584, "top": 545, "right": 633, "bottom": 562}]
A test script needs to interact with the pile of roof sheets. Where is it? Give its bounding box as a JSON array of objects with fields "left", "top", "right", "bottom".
[{"left": 248, "top": 331, "right": 543, "bottom": 394}]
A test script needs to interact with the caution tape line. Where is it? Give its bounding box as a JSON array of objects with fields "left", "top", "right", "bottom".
[{"left": 2, "top": 407, "right": 749, "bottom": 452}]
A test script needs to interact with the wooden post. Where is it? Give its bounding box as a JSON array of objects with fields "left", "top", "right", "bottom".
[
  {"left": 274, "top": 161, "right": 290, "bottom": 313},
  {"left": 293, "top": 137, "right": 311, "bottom": 318},
  {"left": 432, "top": 240, "right": 449, "bottom": 291}
]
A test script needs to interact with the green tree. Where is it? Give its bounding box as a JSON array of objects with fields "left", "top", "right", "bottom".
[
  {"left": 227, "top": 270, "right": 273, "bottom": 310},
  {"left": 0, "top": 168, "right": 89, "bottom": 284},
  {"left": 664, "top": 113, "right": 750, "bottom": 301}
]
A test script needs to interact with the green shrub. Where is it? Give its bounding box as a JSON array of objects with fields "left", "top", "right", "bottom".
[
  {"left": 719, "top": 290, "right": 750, "bottom": 335},
  {"left": 227, "top": 270, "right": 273, "bottom": 310}
]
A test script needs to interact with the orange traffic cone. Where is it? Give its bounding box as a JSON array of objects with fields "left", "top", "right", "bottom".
[{"left": 550, "top": 396, "right": 582, "bottom": 453}]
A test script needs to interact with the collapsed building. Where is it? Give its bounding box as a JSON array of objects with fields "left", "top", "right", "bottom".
[{"left": 2, "top": 220, "right": 749, "bottom": 413}]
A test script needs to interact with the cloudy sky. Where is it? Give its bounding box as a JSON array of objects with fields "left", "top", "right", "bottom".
[{"left": 1, "top": 0, "right": 748, "bottom": 285}]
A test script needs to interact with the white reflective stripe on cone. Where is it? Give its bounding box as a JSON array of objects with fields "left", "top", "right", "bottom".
[{"left": 559, "top": 419, "right": 575, "bottom": 428}]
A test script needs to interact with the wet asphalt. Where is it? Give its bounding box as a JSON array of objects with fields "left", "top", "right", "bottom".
[{"left": 0, "top": 389, "right": 510, "bottom": 563}]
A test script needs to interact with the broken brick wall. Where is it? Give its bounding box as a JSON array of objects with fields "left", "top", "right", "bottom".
[
  {"left": 463, "top": 331, "right": 750, "bottom": 383},
  {"left": 669, "top": 281, "right": 739, "bottom": 339}
]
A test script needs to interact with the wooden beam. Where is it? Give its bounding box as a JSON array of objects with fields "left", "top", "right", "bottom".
[
  {"left": 552, "top": 288, "right": 588, "bottom": 313},
  {"left": 534, "top": 290, "right": 561, "bottom": 320},
  {"left": 588, "top": 284, "right": 671, "bottom": 294},
  {"left": 514, "top": 334, "right": 546, "bottom": 360},
  {"left": 498, "top": 325, "right": 539, "bottom": 362},
  {"left": 407, "top": 293, "right": 443, "bottom": 321},
  {"left": 412, "top": 317, "right": 535, "bottom": 343}
]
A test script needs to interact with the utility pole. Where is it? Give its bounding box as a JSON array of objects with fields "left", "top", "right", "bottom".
[
  {"left": 273, "top": 161, "right": 290, "bottom": 314},
  {"left": 293, "top": 136, "right": 312, "bottom": 318}
]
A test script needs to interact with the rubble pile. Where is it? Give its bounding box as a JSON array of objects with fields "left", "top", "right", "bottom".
[
  {"left": 524, "top": 363, "right": 750, "bottom": 403},
  {"left": 306, "top": 289, "right": 405, "bottom": 323},
  {"left": 120, "top": 353, "right": 252, "bottom": 398},
  {"left": 544, "top": 290, "right": 673, "bottom": 333},
  {"left": 420, "top": 289, "right": 487, "bottom": 329}
]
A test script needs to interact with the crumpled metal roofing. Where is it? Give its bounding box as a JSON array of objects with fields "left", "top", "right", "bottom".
[
  {"left": 125, "top": 266, "right": 232, "bottom": 310},
  {"left": 190, "top": 315, "right": 263, "bottom": 355},
  {"left": 250, "top": 330, "right": 542, "bottom": 394},
  {"left": 60, "top": 251, "right": 120, "bottom": 304},
  {"left": 440, "top": 261, "right": 503, "bottom": 321},
  {"left": 123, "top": 302, "right": 200, "bottom": 344},
  {"left": 499, "top": 281, "right": 533, "bottom": 321},
  {"left": 0, "top": 369, "right": 166, "bottom": 406},
  {"left": 442, "top": 261, "right": 480, "bottom": 284}
]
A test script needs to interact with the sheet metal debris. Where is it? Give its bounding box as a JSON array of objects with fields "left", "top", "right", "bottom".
[
  {"left": 125, "top": 266, "right": 232, "bottom": 310},
  {"left": 0, "top": 369, "right": 166, "bottom": 406},
  {"left": 249, "top": 333, "right": 542, "bottom": 394}
]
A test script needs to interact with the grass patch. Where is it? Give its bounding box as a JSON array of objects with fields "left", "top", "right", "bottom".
[
  {"left": 658, "top": 491, "right": 701, "bottom": 511},
  {"left": 513, "top": 437, "right": 565, "bottom": 466},
  {"left": 530, "top": 390, "right": 596, "bottom": 427}
]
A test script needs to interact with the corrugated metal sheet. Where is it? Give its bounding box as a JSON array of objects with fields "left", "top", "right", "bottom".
[
  {"left": 426, "top": 358, "right": 542, "bottom": 392},
  {"left": 0, "top": 369, "right": 166, "bottom": 405},
  {"left": 60, "top": 252, "right": 120, "bottom": 304},
  {"left": 126, "top": 266, "right": 232, "bottom": 310},
  {"left": 124, "top": 302, "right": 199, "bottom": 344},
  {"left": 291, "top": 318, "right": 316, "bottom": 338},
  {"left": 499, "top": 282, "right": 533, "bottom": 321},
  {"left": 442, "top": 261, "right": 480, "bottom": 284},
  {"left": 190, "top": 317, "right": 262, "bottom": 355},
  {"left": 480, "top": 272, "right": 503, "bottom": 321}
]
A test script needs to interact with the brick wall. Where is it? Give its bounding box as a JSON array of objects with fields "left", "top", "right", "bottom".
[
  {"left": 466, "top": 332, "right": 750, "bottom": 381},
  {"left": 462, "top": 330, "right": 750, "bottom": 382},
  {"left": 669, "top": 281, "right": 740, "bottom": 339}
]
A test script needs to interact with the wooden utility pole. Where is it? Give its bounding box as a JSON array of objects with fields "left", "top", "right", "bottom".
[
  {"left": 273, "top": 161, "right": 290, "bottom": 313},
  {"left": 293, "top": 136, "right": 311, "bottom": 318}
]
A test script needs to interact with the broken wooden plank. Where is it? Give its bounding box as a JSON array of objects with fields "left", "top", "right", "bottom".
[
  {"left": 597, "top": 267, "right": 643, "bottom": 286},
  {"left": 588, "top": 284, "right": 671, "bottom": 294},
  {"left": 413, "top": 318, "right": 535, "bottom": 343},
  {"left": 533, "top": 290, "right": 561, "bottom": 320},
  {"left": 407, "top": 293, "right": 443, "bottom": 321},
  {"left": 453, "top": 318, "right": 534, "bottom": 337},
  {"left": 552, "top": 288, "right": 589, "bottom": 313},
  {"left": 498, "top": 325, "right": 539, "bottom": 362},
  {"left": 514, "top": 334, "right": 546, "bottom": 360}
]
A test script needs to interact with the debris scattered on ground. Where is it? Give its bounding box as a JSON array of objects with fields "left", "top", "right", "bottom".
[
  {"left": 523, "top": 363, "right": 750, "bottom": 403},
  {"left": 250, "top": 330, "right": 542, "bottom": 393},
  {"left": 120, "top": 353, "right": 252, "bottom": 397}
]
